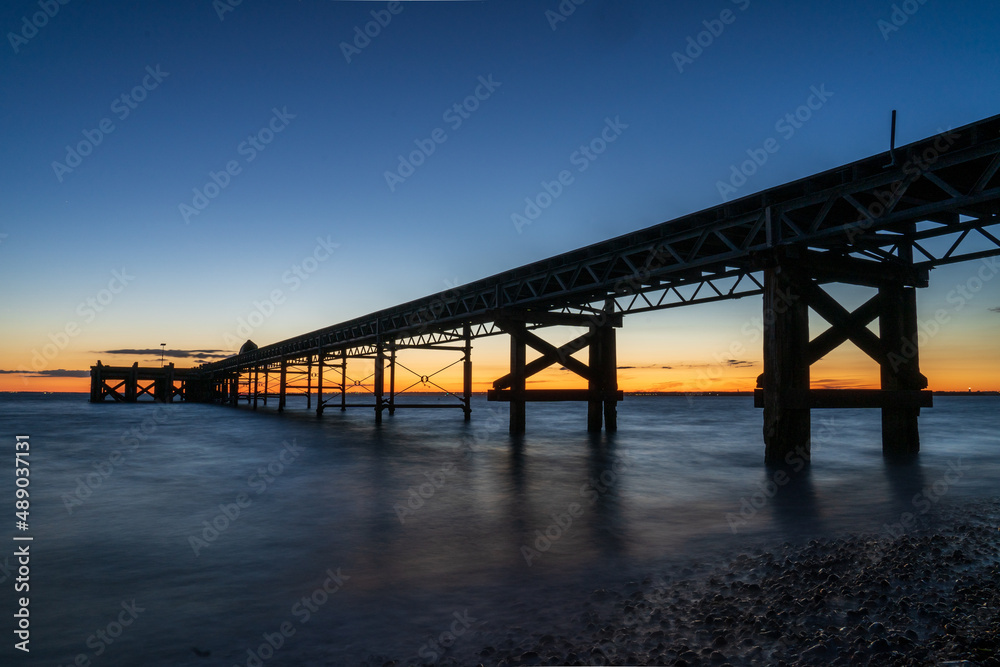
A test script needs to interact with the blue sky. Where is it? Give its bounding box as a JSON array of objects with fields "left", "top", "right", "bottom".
[{"left": 2, "top": 0, "right": 999, "bottom": 389}]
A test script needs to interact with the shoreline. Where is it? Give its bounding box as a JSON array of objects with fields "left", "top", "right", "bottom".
[{"left": 373, "top": 498, "right": 1000, "bottom": 666}]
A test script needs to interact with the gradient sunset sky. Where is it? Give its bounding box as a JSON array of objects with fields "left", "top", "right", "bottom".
[{"left": 2, "top": 0, "right": 999, "bottom": 394}]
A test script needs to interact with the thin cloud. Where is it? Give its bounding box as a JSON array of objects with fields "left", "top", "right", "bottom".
[
  {"left": 101, "top": 348, "right": 231, "bottom": 360},
  {"left": 990, "top": 307, "right": 1000, "bottom": 313},
  {"left": 663, "top": 360, "right": 757, "bottom": 369},
  {"left": 0, "top": 369, "right": 90, "bottom": 378}
]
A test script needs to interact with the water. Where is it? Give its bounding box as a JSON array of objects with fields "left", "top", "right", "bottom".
[{"left": 1, "top": 393, "right": 997, "bottom": 665}]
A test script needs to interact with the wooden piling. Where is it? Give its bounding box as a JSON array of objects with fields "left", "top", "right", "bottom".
[
  {"left": 509, "top": 322, "right": 526, "bottom": 434},
  {"left": 463, "top": 324, "right": 472, "bottom": 421},
  {"left": 316, "top": 346, "right": 324, "bottom": 416},
  {"left": 374, "top": 341, "right": 385, "bottom": 424},
  {"left": 761, "top": 266, "right": 811, "bottom": 465},
  {"left": 880, "top": 281, "right": 922, "bottom": 457}
]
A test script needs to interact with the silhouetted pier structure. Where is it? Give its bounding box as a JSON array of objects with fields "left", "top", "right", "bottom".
[
  {"left": 91, "top": 113, "right": 1000, "bottom": 462},
  {"left": 89, "top": 362, "right": 194, "bottom": 403}
]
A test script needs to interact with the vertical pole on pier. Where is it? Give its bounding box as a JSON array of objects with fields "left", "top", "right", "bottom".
[
  {"left": 252, "top": 366, "right": 259, "bottom": 411},
  {"left": 306, "top": 355, "right": 312, "bottom": 410},
  {"left": 463, "top": 323, "right": 472, "bottom": 421},
  {"left": 340, "top": 351, "right": 347, "bottom": 412},
  {"left": 509, "top": 322, "right": 526, "bottom": 434},
  {"left": 760, "top": 265, "right": 810, "bottom": 465},
  {"left": 278, "top": 359, "right": 287, "bottom": 413},
  {"left": 602, "top": 305, "right": 618, "bottom": 432},
  {"left": 374, "top": 340, "right": 385, "bottom": 424},
  {"left": 316, "top": 346, "right": 325, "bottom": 417},
  {"left": 388, "top": 341, "right": 396, "bottom": 416}
]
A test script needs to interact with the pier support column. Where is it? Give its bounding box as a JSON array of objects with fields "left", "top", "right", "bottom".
[
  {"left": 509, "top": 322, "right": 527, "bottom": 434},
  {"left": 602, "top": 323, "right": 618, "bottom": 432},
  {"left": 126, "top": 363, "right": 138, "bottom": 403},
  {"left": 252, "top": 367, "right": 259, "bottom": 411},
  {"left": 306, "top": 356, "right": 312, "bottom": 410},
  {"left": 760, "top": 265, "right": 810, "bottom": 465},
  {"left": 263, "top": 368, "right": 269, "bottom": 406},
  {"left": 463, "top": 324, "right": 473, "bottom": 421},
  {"left": 588, "top": 304, "right": 619, "bottom": 432},
  {"left": 880, "top": 281, "right": 923, "bottom": 457},
  {"left": 90, "top": 362, "right": 103, "bottom": 402},
  {"left": 316, "top": 346, "right": 325, "bottom": 416},
  {"left": 340, "top": 352, "right": 347, "bottom": 411},
  {"left": 278, "top": 359, "right": 287, "bottom": 413},
  {"left": 165, "top": 364, "right": 175, "bottom": 403},
  {"left": 374, "top": 341, "right": 385, "bottom": 424},
  {"left": 388, "top": 342, "right": 396, "bottom": 416},
  {"left": 587, "top": 327, "right": 604, "bottom": 433}
]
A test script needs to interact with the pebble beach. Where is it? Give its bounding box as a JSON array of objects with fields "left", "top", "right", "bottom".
[{"left": 368, "top": 498, "right": 1000, "bottom": 667}]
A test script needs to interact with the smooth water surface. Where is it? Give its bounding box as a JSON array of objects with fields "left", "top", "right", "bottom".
[{"left": 0, "top": 393, "right": 996, "bottom": 665}]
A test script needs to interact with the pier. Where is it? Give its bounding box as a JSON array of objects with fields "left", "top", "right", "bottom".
[
  {"left": 91, "top": 113, "right": 1000, "bottom": 463},
  {"left": 89, "top": 362, "right": 196, "bottom": 403}
]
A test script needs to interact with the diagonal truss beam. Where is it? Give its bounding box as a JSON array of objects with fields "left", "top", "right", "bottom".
[{"left": 492, "top": 328, "right": 594, "bottom": 389}]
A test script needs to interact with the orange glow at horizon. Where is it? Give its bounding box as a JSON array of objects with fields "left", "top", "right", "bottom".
[{"left": 5, "top": 355, "right": 997, "bottom": 394}]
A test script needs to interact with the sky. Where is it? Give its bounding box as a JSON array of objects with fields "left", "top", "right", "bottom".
[{"left": 1, "top": 0, "right": 999, "bottom": 394}]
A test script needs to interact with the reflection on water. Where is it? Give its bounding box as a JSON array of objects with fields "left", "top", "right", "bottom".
[{"left": 1, "top": 394, "right": 996, "bottom": 665}]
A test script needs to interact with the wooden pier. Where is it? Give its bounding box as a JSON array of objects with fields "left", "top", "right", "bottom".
[
  {"left": 91, "top": 112, "right": 1000, "bottom": 463},
  {"left": 89, "top": 362, "right": 201, "bottom": 403}
]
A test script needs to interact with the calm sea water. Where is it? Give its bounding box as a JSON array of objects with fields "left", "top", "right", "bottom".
[{"left": 0, "top": 393, "right": 997, "bottom": 665}]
